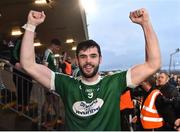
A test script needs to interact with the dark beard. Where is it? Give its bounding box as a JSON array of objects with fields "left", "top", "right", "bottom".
[{"left": 79, "top": 64, "right": 99, "bottom": 78}]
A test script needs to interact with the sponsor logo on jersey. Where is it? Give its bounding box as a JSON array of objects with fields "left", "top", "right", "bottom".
[{"left": 72, "top": 98, "right": 104, "bottom": 117}]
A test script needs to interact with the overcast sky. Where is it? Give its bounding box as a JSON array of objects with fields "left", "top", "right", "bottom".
[{"left": 84, "top": 0, "right": 180, "bottom": 71}]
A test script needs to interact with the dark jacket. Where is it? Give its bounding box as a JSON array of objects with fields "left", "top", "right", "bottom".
[{"left": 159, "top": 83, "right": 180, "bottom": 99}]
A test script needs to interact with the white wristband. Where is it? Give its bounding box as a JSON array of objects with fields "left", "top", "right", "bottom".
[{"left": 22, "top": 23, "right": 36, "bottom": 32}]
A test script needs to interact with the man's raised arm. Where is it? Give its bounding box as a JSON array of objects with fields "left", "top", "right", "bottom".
[
  {"left": 129, "top": 8, "right": 161, "bottom": 86},
  {"left": 20, "top": 10, "right": 52, "bottom": 89}
]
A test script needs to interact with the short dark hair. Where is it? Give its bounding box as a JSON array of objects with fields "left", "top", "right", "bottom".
[
  {"left": 159, "top": 71, "right": 169, "bottom": 78},
  {"left": 146, "top": 76, "right": 156, "bottom": 87},
  {"left": 51, "top": 38, "right": 61, "bottom": 46},
  {"left": 76, "top": 40, "right": 101, "bottom": 57}
]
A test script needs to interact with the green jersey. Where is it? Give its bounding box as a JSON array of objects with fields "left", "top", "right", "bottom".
[
  {"left": 43, "top": 49, "right": 57, "bottom": 72},
  {"left": 12, "top": 39, "right": 21, "bottom": 61},
  {"left": 53, "top": 71, "right": 128, "bottom": 131},
  {"left": 10, "top": 38, "right": 22, "bottom": 65}
]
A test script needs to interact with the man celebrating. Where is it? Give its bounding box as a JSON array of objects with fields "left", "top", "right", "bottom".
[
  {"left": 43, "top": 38, "right": 61, "bottom": 72},
  {"left": 21, "top": 8, "right": 161, "bottom": 130}
]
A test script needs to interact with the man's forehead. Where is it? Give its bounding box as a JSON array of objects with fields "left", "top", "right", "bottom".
[
  {"left": 53, "top": 44, "right": 60, "bottom": 48},
  {"left": 79, "top": 47, "right": 98, "bottom": 54},
  {"left": 160, "top": 73, "right": 167, "bottom": 76},
  {"left": 159, "top": 73, "right": 169, "bottom": 79}
]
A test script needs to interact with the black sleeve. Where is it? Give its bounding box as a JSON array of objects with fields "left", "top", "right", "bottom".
[
  {"left": 10, "top": 56, "right": 18, "bottom": 65},
  {"left": 155, "top": 94, "right": 177, "bottom": 127},
  {"left": 59, "top": 63, "right": 66, "bottom": 74},
  {"left": 59, "top": 63, "right": 66, "bottom": 69}
]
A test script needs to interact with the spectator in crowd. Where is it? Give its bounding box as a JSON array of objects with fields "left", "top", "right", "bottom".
[
  {"left": 43, "top": 38, "right": 61, "bottom": 72},
  {"left": 20, "top": 8, "right": 162, "bottom": 130},
  {"left": 157, "top": 72, "right": 180, "bottom": 99},
  {"left": 72, "top": 61, "right": 81, "bottom": 78},
  {"left": 42, "top": 38, "right": 63, "bottom": 128},
  {"left": 177, "top": 76, "right": 180, "bottom": 91},
  {"left": 59, "top": 51, "right": 72, "bottom": 75},
  {"left": 120, "top": 88, "right": 136, "bottom": 131},
  {"left": 157, "top": 72, "right": 180, "bottom": 118},
  {"left": 129, "top": 86, "right": 145, "bottom": 131},
  {"left": 140, "top": 76, "right": 179, "bottom": 131},
  {"left": 10, "top": 35, "right": 33, "bottom": 111},
  {"left": 169, "top": 74, "right": 178, "bottom": 87}
]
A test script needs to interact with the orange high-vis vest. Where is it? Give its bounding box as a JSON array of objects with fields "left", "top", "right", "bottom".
[
  {"left": 64, "top": 61, "right": 72, "bottom": 75},
  {"left": 140, "top": 89, "right": 164, "bottom": 129},
  {"left": 120, "top": 90, "right": 134, "bottom": 111}
]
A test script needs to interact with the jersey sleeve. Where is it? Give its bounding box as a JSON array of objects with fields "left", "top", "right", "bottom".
[
  {"left": 126, "top": 68, "right": 138, "bottom": 88},
  {"left": 50, "top": 71, "right": 55, "bottom": 91}
]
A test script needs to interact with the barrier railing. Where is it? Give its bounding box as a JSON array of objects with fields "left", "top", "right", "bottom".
[{"left": 0, "top": 59, "right": 65, "bottom": 130}]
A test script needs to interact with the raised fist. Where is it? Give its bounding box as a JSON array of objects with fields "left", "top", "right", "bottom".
[
  {"left": 27, "top": 10, "right": 46, "bottom": 26},
  {"left": 129, "top": 8, "right": 150, "bottom": 25}
]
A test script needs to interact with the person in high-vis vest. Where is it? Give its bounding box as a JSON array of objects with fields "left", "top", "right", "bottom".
[
  {"left": 120, "top": 89, "right": 136, "bottom": 131},
  {"left": 141, "top": 88, "right": 164, "bottom": 129},
  {"left": 59, "top": 51, "right": 72, "bottom": 75},
  {"left": 140, "top": 77, "right": 180, "bottom": 131}
]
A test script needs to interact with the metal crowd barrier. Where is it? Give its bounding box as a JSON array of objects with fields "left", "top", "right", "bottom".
[{"left": 0, "top": 59, "right": 65, "bottom": 130}]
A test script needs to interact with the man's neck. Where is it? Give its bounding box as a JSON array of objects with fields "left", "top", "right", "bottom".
[{"left": 81, "top": 74, "right": 101, "bottom": 85}]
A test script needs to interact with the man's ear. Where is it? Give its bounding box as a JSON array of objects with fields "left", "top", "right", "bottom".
[
  {"left": 166, "top": 75, "right": 170, "bottom": 83},
  {"left": 166, "top": 77, "right": 170, "bottom": 83},
  {"left": 99, "top": 56, "right": 102, "bottom": 64}
]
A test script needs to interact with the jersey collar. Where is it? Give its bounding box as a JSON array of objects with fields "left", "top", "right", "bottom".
[
  {"left": 80, "top": 75, "right": 102, "bottom": 85},
  {"left": 47, "top": 48, "right": 53, "bottom": 53}
]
